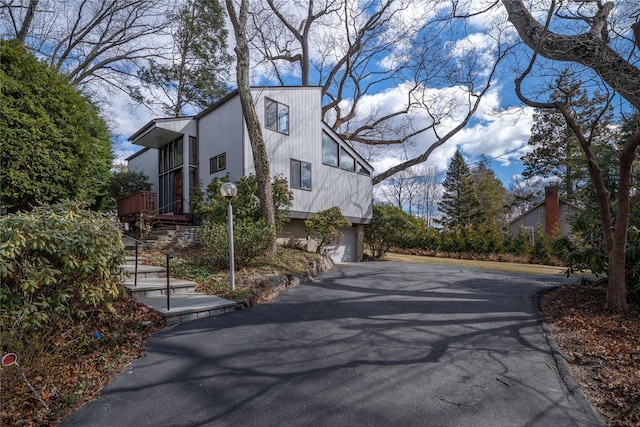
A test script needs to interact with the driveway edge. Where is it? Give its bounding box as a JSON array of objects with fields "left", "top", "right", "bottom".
[{"left": 533, "top": 287, "right": 605, "bottom": 427}]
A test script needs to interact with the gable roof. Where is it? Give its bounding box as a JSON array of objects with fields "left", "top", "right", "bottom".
[{"left": 509, "top": 198, "right": 582, "bottom": 226}]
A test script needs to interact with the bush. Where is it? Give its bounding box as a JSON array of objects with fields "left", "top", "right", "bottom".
[
  {"left": 0, "top": 202, "right": 125, "bottom": 332},
  {"left": 201, "top": 218, "right": 275, "bottom": 270},
  {"left": 190, "top": 174, "right": 292, "bottom": 232},
  {"left": 364, "top": 204, "right": 420, "bottom": 259},
  {"left": 305, "top": 206, "right": 352, "bottom": 254}
]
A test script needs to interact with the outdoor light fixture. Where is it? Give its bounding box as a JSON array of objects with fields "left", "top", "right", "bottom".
[
  {"left": 221, "top": 182, "right": 238, "bottom": 199},
  {"left": 220, "top": 182, "right": 237, "bottom": 291}
]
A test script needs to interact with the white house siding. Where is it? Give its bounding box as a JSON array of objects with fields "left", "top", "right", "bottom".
[
  {"left": 128, "top": 149, "right": 159, "bottom": 192},
  {"left": 156, "top": 117, "right": 195, "bottom": 135},
  {"left": 198, "top": 96, "right": 245, "bottom": 188},
  {"left": 243, "top": 87, "right": 321, "bottom": 177},
  {"left": 242, "top": 87, "right": 373, "bottom": 224}
]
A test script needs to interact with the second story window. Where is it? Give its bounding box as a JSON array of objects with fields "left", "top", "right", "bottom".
[
  {"left": 339, "top": 147, "right": 356, "bottom": 171},
  {"left": 322, "top": 132, "right": 339, "bottom": 167},
  {"left": 265, "top": 98, "right": 289, "bottom": 134},
  {"left": 210, "top": 153, "right": 226, "bottom": 174}
]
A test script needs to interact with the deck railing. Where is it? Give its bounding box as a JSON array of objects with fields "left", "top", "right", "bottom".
[{"left": 117, "top": 191, "right": 157, "bottom": 219}]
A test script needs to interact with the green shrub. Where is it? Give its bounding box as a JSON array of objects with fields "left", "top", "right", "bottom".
[
  {"left": 305, "top": 206, "right": 352, "bottom": 254},
  {"left": 0, "top": 202, "right": 125, "bottom": 332},
  {"left": 201, "top": 218, "right": 275, "bottom": 270},
  {"left": 364, "top": 204, "right": 419, "bottom": 259},
  {"left": 190, "top": 174, "right": 292, "bottom": 232}
]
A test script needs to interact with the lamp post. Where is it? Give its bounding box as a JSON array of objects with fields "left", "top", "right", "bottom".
[{"left": 221, "top": 182, "right": 238, "bottom": 291}]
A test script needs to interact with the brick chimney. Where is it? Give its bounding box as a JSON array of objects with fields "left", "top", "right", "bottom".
[{"left": 544, "top": 186, "right": 560, "bottom": 238}]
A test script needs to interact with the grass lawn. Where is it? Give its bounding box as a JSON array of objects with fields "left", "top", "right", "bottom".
[{"left": 383, "top": 252, "right": 571, "bottom": 276}]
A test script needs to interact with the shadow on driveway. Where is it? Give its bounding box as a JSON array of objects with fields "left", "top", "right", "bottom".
[{"left": 62, "top": 262, "right": 603, "bottom": 427}]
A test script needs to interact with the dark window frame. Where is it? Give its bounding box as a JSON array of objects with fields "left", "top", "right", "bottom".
[
  {"left": 265, "top": 98, "right": 290, "bottom": 135},
  {"left": 290, "top": 158, "right": 312, "bottom": 191},
  {"left": 209, "top": 153, "right": 226, "bottom": 174}
]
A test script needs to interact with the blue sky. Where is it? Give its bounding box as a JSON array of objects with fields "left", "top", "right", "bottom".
[{"left": 107, "top": 1, "right": 535, "bottom": 189}]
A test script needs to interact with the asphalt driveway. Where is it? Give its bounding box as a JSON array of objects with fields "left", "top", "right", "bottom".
[{"left": 62, "top": 262, "right": 603, "bottom": 427}]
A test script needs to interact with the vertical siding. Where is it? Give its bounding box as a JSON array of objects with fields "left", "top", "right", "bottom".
[
  {"left": 128, "top": 149, "right": 159, "bottom": 192},
  {"left": 246, "top": 87, "right": 373, "bottom": 223},
  {"left": 198, "top": 96, "right": 244, "bottom": 189}
]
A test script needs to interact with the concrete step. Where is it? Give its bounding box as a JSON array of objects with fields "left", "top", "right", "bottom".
[
  {"left": 122, "top": 264, "right": 166, "bottom": 278},
  {"left": 138, "top": 294, "right": 236, "bottom": 325},
  {"left": 123, "top": 277, "right": 198, "bottom": 297},
  {"left": 124, "top": 255, "right": 148, "bottom": 265}
]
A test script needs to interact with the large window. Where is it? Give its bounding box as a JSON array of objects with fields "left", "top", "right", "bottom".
[
  {"left": 210, "top": 153, "right": 226, "bottom": 174},
  {"left": 159, "top": 137, "right": 183, "bottom": 173},
  {"left": 291, "top": 159, "right": 312, "bottom": 190},
  {"left": 158, "top": 137, "right": 184, "bottom": 214},
  {"left": 322, "top": 132, "right": 339, "bottom": 167},
  {"left": 189, "top": 136, "right": 198, "bottom": 166},
  {"left": 265, "top": 98, "right": 289, "bottom": 134}
]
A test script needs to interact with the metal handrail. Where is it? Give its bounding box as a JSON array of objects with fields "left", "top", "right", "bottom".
[
  {"left": 157, "top": 196, "right": 189, "bottom": 216},
  {"left": 122, "top": 233, "right": 174, "bottom": 311}
]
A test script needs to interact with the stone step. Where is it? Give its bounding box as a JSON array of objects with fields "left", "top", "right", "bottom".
[
  {"left": 137, "top": 294, "right": 236, "bottom": 325},
  {"left": 122, "top": 264, "right": 166, "bottom": 278},
  {"left": 123, "top": 277, "right": 198, "bottom": 297},
  {"left": 124, "top": 255, "right": 148, "bottom": 265}
]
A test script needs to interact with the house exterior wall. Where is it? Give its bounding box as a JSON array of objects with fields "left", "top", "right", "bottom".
[
  {"left": 510, "top": 202, "right": 579, "bottom": 236},
  {"left": 126, "top": 87, "right": 373, "bottom": 260},
  {"left": 198, "top": 96, "right": 244, "bottom": 187},
  {"left": 128, "top": 149, "right": 159, "bottom": 192},
  {"left": 242, "top": 87, "right": 373, "bottom": 224}
]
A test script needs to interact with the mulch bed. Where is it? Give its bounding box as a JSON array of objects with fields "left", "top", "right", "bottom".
[{"left": 541, "top": 283, "right": 640, "bottom": 426}]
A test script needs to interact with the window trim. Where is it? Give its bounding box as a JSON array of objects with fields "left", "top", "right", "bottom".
[
  {"left": 209, "top": 153, "right": 226, "bottom": 174},
  {"left": 339, "top": 146, "right": 356, "bottom": 172},
  {"left": 265, "top": 98, "right": 289, "bottom": 135},
  {"left": 290, "top": 158, "right": 312, "bottom": 191},
  {"left": 322, "top": 132, "right": 339, "bottom": 168}
]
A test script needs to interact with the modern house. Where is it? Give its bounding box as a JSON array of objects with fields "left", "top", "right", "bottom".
[
  {"left": 509, "top": 186, "right": 581, "bottom": 242},
  {"left": 121, "top": 86, "right": 374, "bottom": 262}
]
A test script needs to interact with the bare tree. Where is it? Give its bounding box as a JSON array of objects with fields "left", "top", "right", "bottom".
[
  {"left": 1, "top": 0, "right": 169, "bottom": 97},
  {"left": 226, "top": 0, "right": 277, "bottom": 253},
  {"left": 247, "top": 0, "right": 511, "bottom": 183},
  {"left": 378, "top": 165, "right": 442, "bottom": 222},
  {"left": 502, "top": 0, "right": 640, "bottom": 311}
]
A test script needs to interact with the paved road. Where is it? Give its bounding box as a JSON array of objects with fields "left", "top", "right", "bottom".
[{"left": 62, "top": 262, "right": 603, "bottom": 427}]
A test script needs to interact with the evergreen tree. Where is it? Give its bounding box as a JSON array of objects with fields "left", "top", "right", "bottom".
[
  {"left": 0, "top": 40, "right": 112, "bottom": 212},
  {"left": 140, "top": 0, "right": 231, "bottom": 116},
  {"left": 521, "top": 69, "right": 615, "bottom": 201},
  {"left": 438, "top": 150, "right": 481, "bottom": 229},
  {"left": 472, "top": 155, "right": 508, "bottom": 228}
]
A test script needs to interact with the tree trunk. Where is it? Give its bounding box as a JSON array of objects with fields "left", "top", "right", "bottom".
[
  {"left": 16, "top": 0, "right": 39, "bottom": 43},
  {"left": 226, "top": 0, "right": 277, "bottom": 253},
  {"left": 502, "top": 0, "right": 640, "bottom": 111},
  {"left": 504, "top": 0, "right": 640, "bottom": 311}
]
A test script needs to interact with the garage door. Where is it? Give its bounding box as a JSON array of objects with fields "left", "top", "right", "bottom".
[{"left": 328, "top": 227, "right": 357, "bottom": 263}]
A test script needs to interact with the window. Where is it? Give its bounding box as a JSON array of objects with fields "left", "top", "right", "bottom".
[
  {"left": 209, "top": 153, "right": 226, "bottom": 174},
  {"left": 339, "top": 147, "right": 355, "bottom": 171},
  {"left": 159, "top": 137, "right": 184, "bottom": 173},
  {"left": 265, "top": 98, "right": 289, "bottom": 134},
  {"left": 291, "top": 159, "right": 312, "bottom": 190},
  {"left": 322, "top": 132, "right": 339, "bottom": 167},
  {"left": 189, "top": 136, "right": 198, "bottom": 165},
  {"left": 357, "top": 162, "right": 370, "bottom": 176}
]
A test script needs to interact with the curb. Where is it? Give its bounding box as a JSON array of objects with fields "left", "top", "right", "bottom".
[{"left": 533, "top": 287, "right": 605, "bottom": 427}]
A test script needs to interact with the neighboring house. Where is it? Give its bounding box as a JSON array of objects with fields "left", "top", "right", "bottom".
[
  {"left": 123, "top": 86, "right": 374, "bottom": 262},
  {"left": 509, "top": 186, "right": 581, "bottom": 243}
]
